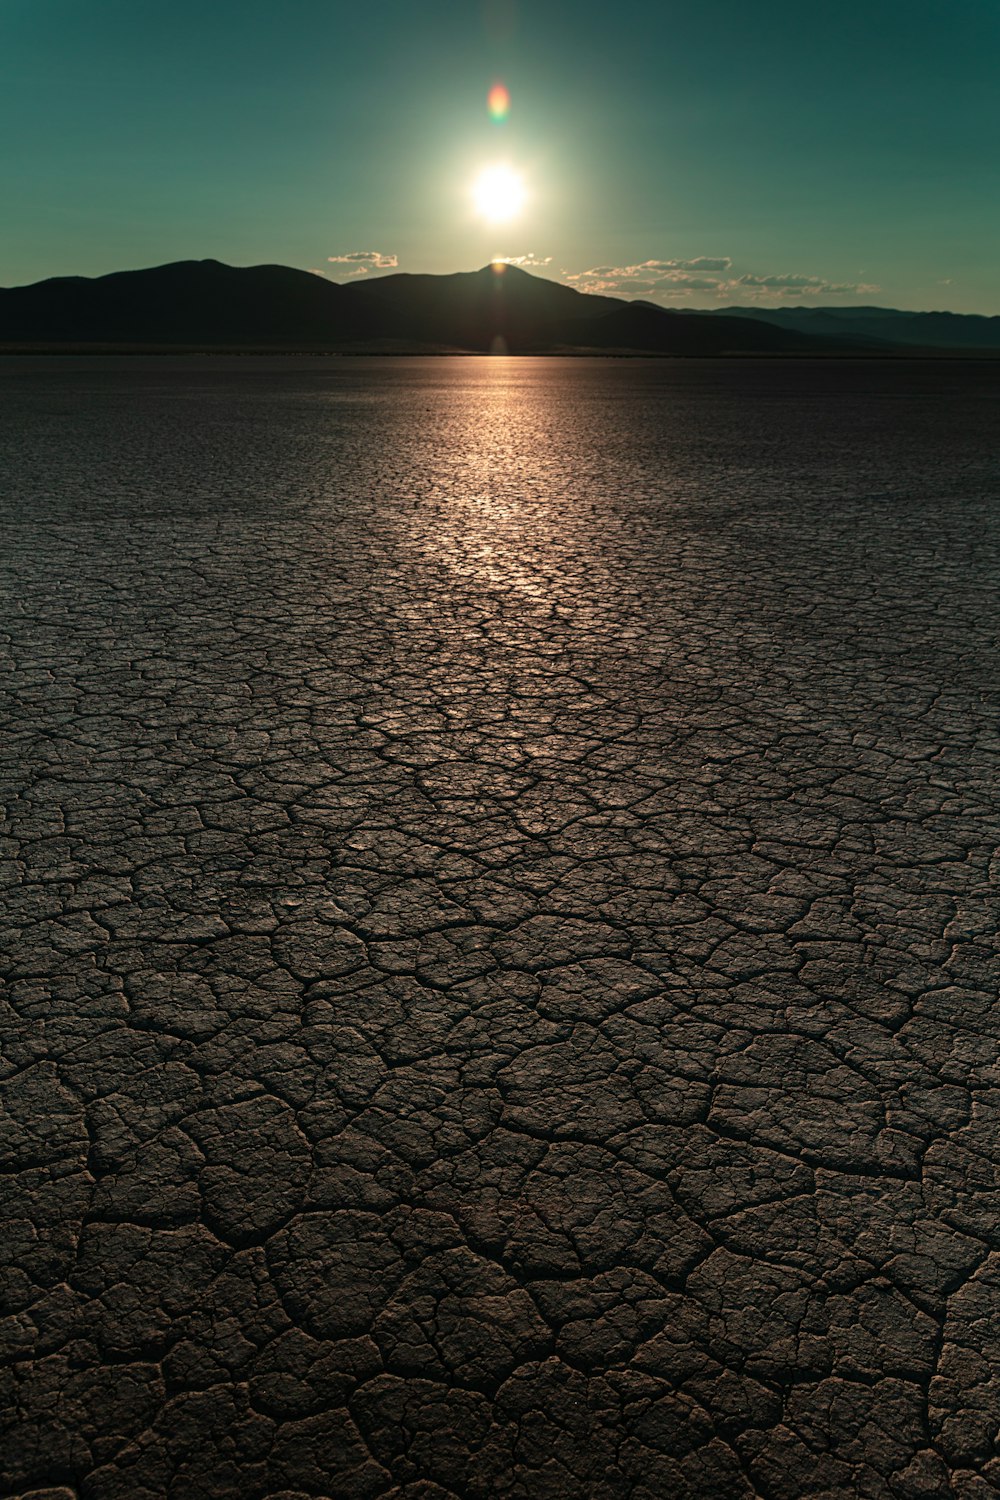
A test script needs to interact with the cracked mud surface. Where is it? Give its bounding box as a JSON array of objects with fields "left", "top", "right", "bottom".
[{"left": 2, "top": 355, "right": 999, "bottom": 1498}]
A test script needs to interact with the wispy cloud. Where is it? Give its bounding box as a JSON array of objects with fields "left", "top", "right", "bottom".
[
  {"left": 717, "top": 272, "right": 880, "bottom": 300},
  {"left": 644, "top": 257, "right": 733, "bottom": 273},
  {"left": 563, "top": 257, "right": 878, "bottom": 303},
  {"left": 327, "top": 250, "right": 398, "bottom": 276}
]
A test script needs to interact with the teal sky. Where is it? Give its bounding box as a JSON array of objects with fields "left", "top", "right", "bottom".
[{"left": 2, "top": 0, "right": 998, "bottom": 311}]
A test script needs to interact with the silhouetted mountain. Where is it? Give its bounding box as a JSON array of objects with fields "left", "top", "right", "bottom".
[
  {"left": 347, "top": 265, "right": 625, "bottom": 344},
  {"left": 0, "top": 260, "right": 365, "bottom": 345},
  {"left": 3, "top": 258, "right": 990, "bottom": 354},
  {"left": 340, "top": 267, "right": 827, "bottom": 353},
  {"left": 709, "top": 304, "right": 1000, "bottom": 351}
]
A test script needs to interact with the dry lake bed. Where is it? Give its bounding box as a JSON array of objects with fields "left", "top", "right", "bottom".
[{"left": 2, "top": 355, "right": 999, "bottom": 1498}]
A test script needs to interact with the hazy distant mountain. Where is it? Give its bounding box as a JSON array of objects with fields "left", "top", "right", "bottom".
[
  {"left": 553, "top": 301, "right": 832, "bottom": 355},
  {"left": 3, "top": 258, "right": 993, "bottom": 354},
  {"left": 709, "top": 304, "right": 1000, "bottom": 351}
]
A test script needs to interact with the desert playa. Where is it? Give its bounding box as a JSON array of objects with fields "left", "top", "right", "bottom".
[{"left": 3, "top": 355, "right": 999, "bottom": 1496}]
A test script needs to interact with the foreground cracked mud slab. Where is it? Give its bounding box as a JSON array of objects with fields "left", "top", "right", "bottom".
[{"left": 2, "top": 357, "right": 999, "bottom": 1498}]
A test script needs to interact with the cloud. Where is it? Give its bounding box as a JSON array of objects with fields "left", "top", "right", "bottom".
[
  {"left": 563, "top": 265, "right": 662, "bottom": 296},
  {"left": 642, "top": 257, "right": 732, "bottom": 273},
  {"left": 727, "top": 273, "right": 826, "bottom": 289},
  {"left": 563, "top": 257, "right": 878, "bottom": 303},
  {"left": 307, "top": 267, "right": 330, "bottom": 278},
  {"left": 327, "top": 250, "right": 398, "bottom": 276},
  {"left": 656, "top": 274, "right": 724, "bottom": 290},
  {"left": 494, "top": 253, "right": 553, "bottom": 267},
  {"left": 716, "top": 273, "right": 880, "bottom": 299},
  {"left": 565, "top": 257, "right": 731, "bottom": 290}
]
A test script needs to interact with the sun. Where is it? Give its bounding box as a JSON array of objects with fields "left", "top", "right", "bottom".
[{"left": 472, "top": 164, "right": 526, "bottom": 224}]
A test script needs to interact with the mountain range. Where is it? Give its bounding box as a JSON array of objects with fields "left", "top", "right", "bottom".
[
  {"left": 707, "top": 303, "right": 1000, "bottom": 351},
  {"left": 1, "top": 259, "right": 998, "bottom": 355}
]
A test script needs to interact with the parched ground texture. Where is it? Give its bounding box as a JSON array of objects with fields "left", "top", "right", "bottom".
[{"left": 1, "top": 357, "right": 999, "bottom": 1500}]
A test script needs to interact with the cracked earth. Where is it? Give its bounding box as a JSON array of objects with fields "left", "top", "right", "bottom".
[{"left": 2, "top": 356, "right": 999, "bottom": 1498}]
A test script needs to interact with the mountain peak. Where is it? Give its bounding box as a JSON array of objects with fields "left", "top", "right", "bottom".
[{"left": 476, "top": 261, "right": 533, "bottom": 275}]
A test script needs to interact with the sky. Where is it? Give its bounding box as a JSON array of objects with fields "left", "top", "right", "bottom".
[{"left": 2, "top": 0, "right": 998, "bottom": 312}]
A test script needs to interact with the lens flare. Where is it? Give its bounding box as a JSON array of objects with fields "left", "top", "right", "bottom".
[{"left": 487, "top": 83, "right": 510, "bottom": 122}]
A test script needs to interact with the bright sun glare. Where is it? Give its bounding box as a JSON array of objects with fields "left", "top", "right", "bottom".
[{"left": 472, "top": 164, "right": 526, "bottom": 223}]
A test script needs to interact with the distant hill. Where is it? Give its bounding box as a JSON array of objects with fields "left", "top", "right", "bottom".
[
  {"left": 2, "top": 259, "right": 996, "bottom": 355},
  {"left": 552, "top": 301, "right": 833, "bottom": 356},
  {"left": 0, "top": 259, "right": 852, "bottom": 355},
  {"left": 709, "top": 304, "right": 1000, "bottom": 351}
]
